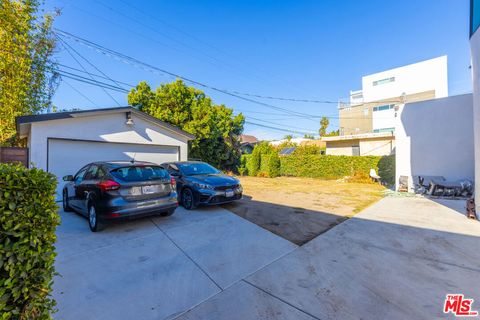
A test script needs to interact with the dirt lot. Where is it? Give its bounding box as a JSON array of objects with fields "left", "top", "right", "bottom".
[{"left": 223, "top": 176, "right": 385, "bottom": 245}]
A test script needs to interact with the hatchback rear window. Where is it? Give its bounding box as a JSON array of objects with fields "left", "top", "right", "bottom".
[{"left": 110, "top": 166, "right": 169, "bottom": 182}]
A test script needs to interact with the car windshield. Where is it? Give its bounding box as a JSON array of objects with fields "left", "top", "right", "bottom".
[
  {"left": 177, "top": 162, "right": 220, "bottom": 176},
  {"left": 110, "top": 165, "right": 169, "bottom": 182}
]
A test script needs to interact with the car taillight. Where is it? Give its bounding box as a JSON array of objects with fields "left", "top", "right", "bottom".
[
  {"left": 97, "top": 180, "right": 120, "bottom": 191},
  {"left": 170, "top": 176, "right": 176, "bottom": 189}
]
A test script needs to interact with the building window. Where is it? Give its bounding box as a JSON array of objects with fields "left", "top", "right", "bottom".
[
  {"left": 373, "top": 104, "right": 394, "bottom": 112},
  {"left": 472, "top": 0, "right": 480, "bottom": 36},
  {"left": 373, "top": 127, "right": 395, "bottom": 133},
  {"left": 352, "top": 145, "right": 360, "bottom": 156},
  {"left": 373, "top": 77, "right": 395, "bottom": 86}
]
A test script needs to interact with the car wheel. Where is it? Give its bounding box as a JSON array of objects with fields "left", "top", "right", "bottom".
[
  {"left": 160, "top": 208, "right": 176, "bottom": 217},
  {"left": 181, "top": 188, "right": 196, "bottom": 210},
  {"left": 88, "top": 202, "right": 103, "bottom": 232},
  {"left": 63, "top": 190, "right": 72, "bottom": 212}
]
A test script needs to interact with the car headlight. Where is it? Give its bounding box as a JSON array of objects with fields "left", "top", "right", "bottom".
[
  {"left": 194, "top": 182, "right": 214, "bottom": 190},
  {"left": 237, "top": 184, "right": 243, "bottom": 192}
]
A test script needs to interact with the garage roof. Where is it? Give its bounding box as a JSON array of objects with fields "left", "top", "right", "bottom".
[{"left": 16, "top": 106, "right": 195, "bottom": 140}]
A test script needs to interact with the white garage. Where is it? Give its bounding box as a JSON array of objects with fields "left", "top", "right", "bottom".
[{"left": 16, "top": 107, "right": 195, "bottom": 198}]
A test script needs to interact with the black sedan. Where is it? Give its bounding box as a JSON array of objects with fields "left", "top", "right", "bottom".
[
  {"left": 62, "top": 161, "right": 178, "bottom": 232},
  {"left": 161, "top": 161, "right": 242, "bottom": 210}
]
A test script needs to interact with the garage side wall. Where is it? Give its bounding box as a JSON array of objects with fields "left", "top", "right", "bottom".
[
  {"left": 395, "top": 94, "right": 474, "bottom": 191},
  {"left": 29, "top": 113, "right": 189, "bottom": 170}
]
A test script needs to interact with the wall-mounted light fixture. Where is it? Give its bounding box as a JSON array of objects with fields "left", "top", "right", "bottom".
[{"left": 125, "top": 111, "right": 134, "bottom": 126}]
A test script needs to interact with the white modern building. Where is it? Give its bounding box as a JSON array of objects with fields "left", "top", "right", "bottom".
[
  {"left": 470, "top": 0, "right": 480, "bottom": 211},
  {"left": 339, "top": 56, "right": 449, "bottom": 135}
]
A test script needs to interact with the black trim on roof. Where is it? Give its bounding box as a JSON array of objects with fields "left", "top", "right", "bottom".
[{"left": 16, "top": 106, "right": 195, "bottom": 140}]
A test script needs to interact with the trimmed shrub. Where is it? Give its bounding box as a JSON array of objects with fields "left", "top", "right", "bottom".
[
  {"left": 238, "top": 155, "right": 249, "bottom": 176},
  {"left": 259, "top": 154, "right": 270, "bottom": 175},
  {"left": 267, "top": 152, "right": 281, "bottom": 178},
  {"left": 378, "top": 155, "right": 395, "bottom": 186},
  {"left": 247, "top": 148, "right": 261, "bottom": 176},
  {"left": 0, "top": 164, "right": 60, "bottom": 319},
  {"left": 280, "top": 155, "right": 383, "bottom": 179},
  {"left": 292, "top": 145, "right": 322, "bottom": 155},
  {"left": 247, "top": 141, "right": 275, "bottom": 176}
]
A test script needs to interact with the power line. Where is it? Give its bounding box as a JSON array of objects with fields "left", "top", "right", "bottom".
[
  {"left": 230, "top": 91, "right": 404, "bottom": 105},
  {"left": 245, "top": 121, "right": 317, "bottom": 135},
  {"left": 54, "top": 29, "right": 320, "bottom": 121},
  {"left": 55, "top": 30, "right": 405, "bottom": 119},
  {"left": 114, "top": 0, "right": 307, "bottom": 95},
  {"left": 57, "top": 65, "right": 395, "bottom": 121},
  {"left": 58, "top": 38, "right": 127, "bottom": 90},
  {"left": 57, "top": 64, "right": 135, "bottom": 87},
  {"left": 240, "top": 115, "right": 318, "bottom": 131},
  {"left": 56, "top": 35, "right": 122, "bottom": 106},
  {"left": 57, "top": 71, "right": 129, "bottom": 93},
  {"left": 62, "top": 78, "right": 100, "bottom": 107}
]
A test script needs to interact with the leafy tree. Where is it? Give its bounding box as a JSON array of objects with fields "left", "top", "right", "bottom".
[
  {"left": 303, "top": 134, "right": 314, "bottom": 139},
  {"left": 0, "top": 0, "right": 59, "bottom": 145},
  {"left": 319, "top": 116, "right": 329, "bottom": 137},
  {"left": 128, "top": 80, "right": 245, "bottom": 170},
  {"left": 283, "top": 134, "right": 293, "bottom": 140}
]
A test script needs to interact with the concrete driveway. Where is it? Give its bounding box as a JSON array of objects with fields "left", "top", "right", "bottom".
[
  {"left": 178, "top": 196, "right": 480, "bottom": 320},
  {"left": 54, "top": 196, "right": 480, "bottom": 319},
  {"left": 53, "top": 206, "right": 296, "bottom": 319}
]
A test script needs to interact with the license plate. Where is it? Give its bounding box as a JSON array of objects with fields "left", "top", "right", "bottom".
[
  {"left": 225, "top": 190, "right": 234, "bottom": 197},
  {"left": 142, "top": 185, "right": 161, "bottom": 194}
]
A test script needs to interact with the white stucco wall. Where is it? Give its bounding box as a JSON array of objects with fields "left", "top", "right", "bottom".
[
  {"left": 359, "top": 138, "right": 395, "bottom": 156},
  {"left": 29, "top": 112, "right": 190, "bottom": 171},
  {"left": 471, "top": 28, "right": 480, "bottom": 210},
  {"left": 362, "top": 56, "right": 448, "bottom": 102},
  {"left": 395, "top": 94, "right": 474, "bottom": 191},
  {"left": 325, "top": 137, "right": 394, "bottom": 156}
]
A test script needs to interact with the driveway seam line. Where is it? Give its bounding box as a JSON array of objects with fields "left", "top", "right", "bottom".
[
  {"left": 242, "top": 279, "right": 322, "bottom": 320},
  {"left": 220, "top": 245, "right": 298, "bottom": 292},
  {"left": 149, "top": 218, "right": 223, "bottom": 291}
]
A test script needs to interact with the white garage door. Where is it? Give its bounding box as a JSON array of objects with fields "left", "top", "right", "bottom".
[{"left": 48, "top": 139, "right": 179, "bottom": 199}]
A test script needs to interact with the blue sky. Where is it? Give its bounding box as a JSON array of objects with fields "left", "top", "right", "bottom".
[{"left": 44, "top": 0, "right": 472, "bottom": 140}]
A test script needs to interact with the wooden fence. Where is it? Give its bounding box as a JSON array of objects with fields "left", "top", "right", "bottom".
[{"left": 0, "top": 147, "right": 28, "bottom": 167}]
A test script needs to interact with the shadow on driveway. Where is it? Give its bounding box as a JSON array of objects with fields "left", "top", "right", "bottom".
[{"left": 223, "top": 195, "right": 350, "bottom": 245}]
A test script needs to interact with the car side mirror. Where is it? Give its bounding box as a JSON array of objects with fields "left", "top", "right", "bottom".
[
  {"left": 170, "top": 171, "right": 181, "bottom": 177},
  {"left": 63, "top": 175, "right": 74, "bottom": 181}
]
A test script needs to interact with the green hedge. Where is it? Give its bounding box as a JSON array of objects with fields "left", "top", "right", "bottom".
[
  {"left": 0, "top": 164, "right": 60, "bottom": 319},
  {"left": 241, "top": 153, "right": 395, "bottom": 184},
  {"left": 280, "top": 155, "right": 381, "bottom": 178}
]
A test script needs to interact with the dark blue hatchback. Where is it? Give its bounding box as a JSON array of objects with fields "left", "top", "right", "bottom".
[{"left": 161, "top": 161, "right": 243, "bottom": 210}]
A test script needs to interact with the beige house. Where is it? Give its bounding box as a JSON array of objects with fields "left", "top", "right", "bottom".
[{"left": 322, "top": 132, "right": 395, "bottom": 156}]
